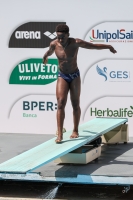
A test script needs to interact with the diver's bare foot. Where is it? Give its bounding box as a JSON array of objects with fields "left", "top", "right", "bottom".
[
  {"left": 70, "top": 131, "right": 79, "bottom": 139},
  {"left": 55, "top": 135, "right": 63, "bottom": 143}
]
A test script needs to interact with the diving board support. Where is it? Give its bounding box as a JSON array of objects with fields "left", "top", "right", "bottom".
[
  {"left": 102, "top": 124, "right": 129, "bottom": 144},
  {"left": 54, "top": 123, "right": 129, "bottom": 164},
  {"left": 54, "top": 145, "right": 101, "bottom": 164}
]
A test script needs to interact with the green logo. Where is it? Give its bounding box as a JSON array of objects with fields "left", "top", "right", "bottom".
[
  {"left": 90, "top": 106, "right": 133, "bottom": 117},
  {"left": 9, "top": 58, "right": 58, "bottom": 85}
]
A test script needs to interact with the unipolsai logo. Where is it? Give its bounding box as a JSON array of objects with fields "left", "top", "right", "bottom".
[
  {"left": 96, "top": 65, "right": 130, "bottom": 82},
  {"left": 9, "top": 22, "right": 66, "bottom": 48},
  {"left": 85, "top": 22, "right": 133, "bottom": 44},
  {"left": 90, "top": 29, "right": 133, "bottom": 43}
]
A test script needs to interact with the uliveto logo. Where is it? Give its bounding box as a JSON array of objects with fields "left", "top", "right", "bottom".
[
  {"left": 9, "top": 58, "right": 58, "bottom": 85},
  {"left": 90, "top": 106, "right": 133, "bottom": 117},
  {"left": 9, "top": 22, "right": 65, "bottom": 48},
  {"left": 96, "top": 65, "right": 130, "bottom": 82}
]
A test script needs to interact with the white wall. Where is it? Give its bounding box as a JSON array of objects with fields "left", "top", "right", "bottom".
[{"left": 0, "top": 0, "right": 133, "bottom": 135}]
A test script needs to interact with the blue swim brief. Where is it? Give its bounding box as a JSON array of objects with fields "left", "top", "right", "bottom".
[{"left": 58, "top": 70, "right": 80, "bottom": 83}]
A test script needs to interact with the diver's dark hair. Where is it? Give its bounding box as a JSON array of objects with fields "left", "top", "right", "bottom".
[{"left": 55, "top": 24, "right": 69, "bottom": 33}]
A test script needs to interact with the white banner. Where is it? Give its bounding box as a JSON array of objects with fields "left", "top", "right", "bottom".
[
  {"left": 0, "top": 0, "right": 133, "bottom": 135},
  {"left": 84, "top": 97, "right": 133, "bottom": 135}
]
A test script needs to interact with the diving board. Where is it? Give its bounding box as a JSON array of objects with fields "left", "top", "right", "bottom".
[{"left": 0, "top": 117, "right": 128, "bottom": 174}]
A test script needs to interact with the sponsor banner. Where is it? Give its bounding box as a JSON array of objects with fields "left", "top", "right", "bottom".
[
  {"left": 83, "top": 60, "right": 132, "bottom": 99},
  {"left": 9, "top": 58, "right": 58, "bottom": 85},
  {"left": 83, "top": 96, "right": 133, "bottom": 136},
  {"left": 84, "top": 59, "right": 132, "bottom": 83},
  {"left": 9, "top": 22, "right": 65, "bottom": 48},
  {"left": 96, "top": 65, "right": 130, "bottom": 82},
  {"left": 9, "top": 95, "right": 58, "bottom": 134},
  {"left": 85, "top": 22, "right": 133, "bottom": 44},
  {"left": 9, "top": 94, "right": 73, "bottom": 134},
  {"left": 9, "top": 95, "right": 57, "bottom": 119}
]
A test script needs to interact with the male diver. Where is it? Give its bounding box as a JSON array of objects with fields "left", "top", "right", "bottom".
[{"left": 43, "top": 24, "right": 117, "bottom": 143}]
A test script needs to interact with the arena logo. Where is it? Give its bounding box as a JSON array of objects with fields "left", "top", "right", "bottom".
[
  {"left": 9, "top": 22, "right": 65, "bottom": 48},
  {"left": 43, "top": 31, "right": 57, "bottom": 39},
  {"left": 15, "top": 31, "right": 41, "bottom": 39},
  {"left": 96, "top": 65, "right": 130, "bottom": 82},
  {"left": 90, "top": 29, "right": 133, "bottom": 42},
  {"left": 90, "top": 106, "right": 133, "bottom": 118},
  {"left": 9, "top": 58, "right": 58, "bottom": 85}
]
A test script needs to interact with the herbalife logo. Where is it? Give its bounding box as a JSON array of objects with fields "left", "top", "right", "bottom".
[
  {"left": 90, "top": 29, "right": 133, "bottom": 43},
  {"left": 90, "top": 106, "right": 133, "bottom": 118},
  {"left": 96, "top": 65, "right": 130, "bottom": 82},
  {"left": 44, "top": 31, "right": 56, "bottom": 39},
  {"left": 9, "top": 22, "right": 65, "bottom": 48}
]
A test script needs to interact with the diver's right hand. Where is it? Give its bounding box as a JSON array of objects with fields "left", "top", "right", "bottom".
[{"left": 43, "top": 57, "right": 48, "bottom": 65}]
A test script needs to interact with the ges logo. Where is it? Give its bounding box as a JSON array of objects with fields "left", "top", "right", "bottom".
[{"left": 96, "top": 65, "right": 130, "bottom": 82}]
